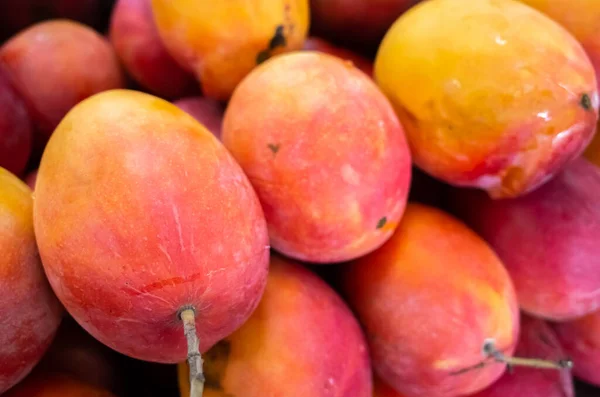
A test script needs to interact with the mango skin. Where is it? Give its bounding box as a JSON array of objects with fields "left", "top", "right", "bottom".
[
  {"left": 471, "top": 315, "right": 574, "bottom": 397},
  {"left": 452, "top": 157, "right": 600, "bottom": 321},
  {"left": 151, "top": 0, "right": 310, "bottom": 101},
  {"left": 173, "top": 96, "right": 224, "bottom": 140},
  {"left": 554, "top": 310, "right": 600, "bottom": 387},
  {"left": 0, "top": 65, "right": 31, "bottom": 176},
  {"left": 0, "top": 20, "right": 124, "bottom": 137},
  {"left": 4, "top": 373, "right": 116, "bottom": 397},
  {"left": 223, "top": 51, "right": 412, "bottom": 263},
  {"left": 518, "top": 0, "right": 600, "bottom": 91},
  {"left": 178, "top": 255, "right": 372, "bottom": 397},
  {"left": 0, "top": 168, "right": 63, "bottom": 394},
  {"left": 33, "top": 89, "right": 270, "bottom": 364},
  {"left": 341, "top": 203, "right": 519, "bottom": 397},
  {"left": 375, "top": 0, "right": 599, "bottom": 199},
  {"left": 310, "top": 0, "right": 421, "bottom": 49},
  {"left": 374, "top": 376, "right": 409, "bottom": 397},
  {"left": 520, "top": 0, "right": 600, "bottom": 168},
  {"left": 109, "top": 0, "right": 198, "bottom": 99},
  {"left": 302, "top": 36, "right": 374, "bottom": 77}
]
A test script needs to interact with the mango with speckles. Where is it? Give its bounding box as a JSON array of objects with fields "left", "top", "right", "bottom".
[
  {"left": 178, "top": 255, "right": 372, "bottom": 397},
  {"left": 151, "top": 0, "right": 310, "bottom": 101},
  {"left": 33, "top": 89, "right": 270, "bottom": 364},
  {"left": 0, "top": 20, "right": 124, "bottom": 138},
  {"left": 375, "top": 0, "right": 598, "bottom": 199},
  {"left": 451, "top": 157, "right": 600, "bottom": 321},
  {"left": 0, "top": 167, "right": 63, "bottom": 394},
  {"left": 222, "top": 51, "right": 412, "bottom": 263},
  {"left": 340, "top": 203, "right": 520, "bottom": 397}
]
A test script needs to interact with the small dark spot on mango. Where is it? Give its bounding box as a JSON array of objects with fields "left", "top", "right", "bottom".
[
  {"left": 580, "top": 93, "right": 592, "bottom": 110},
  {"left": 257, "top": 25, "right": 287, "bottom": 65},
  {"left": 269, "top": 25, "right": 287, "bottom": 50},
  {"left": 256, "top": 50, "right": 271, "bottom": 65},
  {"left": 376, "top": 217, "right": 387, "bottom": 229},
  {"left": 267, "top": 143, "right": 280, "bottom": 154}
]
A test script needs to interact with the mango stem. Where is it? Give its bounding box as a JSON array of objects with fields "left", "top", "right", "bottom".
[
  {"left": 180, "top": 308, "right": 205, "bottom": 397},
  {"left": 483, "top": 339, "right": 573, "bottom": 370}
]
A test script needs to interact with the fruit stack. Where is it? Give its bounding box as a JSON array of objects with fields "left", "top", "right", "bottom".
[{"left": 1, "top": 1, "right": 600, "bottom": 397}]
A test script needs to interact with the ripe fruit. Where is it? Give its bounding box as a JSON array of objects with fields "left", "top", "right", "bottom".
[
  {"left": 470, "top": 315, "right": 574, "bottom": 397},
  {"left": 109, "top": 0, "right": 197, "bottom": 99},
  {"left": 452, "top": 157, "right": 600, "bottom": 321},
  {"left": 151, "top": 0, "right": 310, "bottom": 101},
  {"left": 24, "top": 169, "right": 37, "bottom": 190},
  {"left": 4, "top": 373, "right": 116, "bottom": 397},
  {"left": 375, "top": 0, "right": 599, "bottom": 198},
  {"left": 33, "top": 90, "right": 270, "bottom": 395},
  {"left": 223, "top": 51, "right": 412, "bottom": 263},
  {"left": 374, "top": 376, "right": 408, "bottom": 397},
  {"left": 173, "top": 97, "right": 224, "bottom": 140},
  {"left": 178, "top": 255, "right": 372, "bottom": 397},
  {"left": 0, "top": 20, "right": 124, "bottom": 137},
  {"left": 0, "top": 167, "right": 63, "bottom": 394},
  {"left": 517, "top": 0, "right": 600, "bottom": 89},
  {"left": 0, "top": 64, "right": 31, "bottom": 176},
  {"left": 553, "top": 310, "right": 600, "bottom": 387},
  {"left": 310, "top": 0, "right": 421, "bottom": 49},
  {"left": 341, "top": 203, "right": 520, "bottom": 397}
]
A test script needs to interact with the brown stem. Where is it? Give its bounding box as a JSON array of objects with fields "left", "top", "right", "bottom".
[
  {"left": 180, "top": 308, "right": 205, "bottom": 397},
  {"left": 483, "top": 339, "right": 573, "bottom": 370}
]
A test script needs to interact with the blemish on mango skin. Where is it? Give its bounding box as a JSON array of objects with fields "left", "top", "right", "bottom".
[
  {"left": 267, "top": 143, "right": 280, "bottom": 154},
  {"left": 256, "top": 24, "right": 288, "bottom": 64},
  {"left": 581, "top": 93, "right": 593, "bottom": 110},
  {"left": 376, "top": 217, "right": 387, "bottom": 229},
  {"left": 123, "top": 272, "right": 205, "bottom": 296}
]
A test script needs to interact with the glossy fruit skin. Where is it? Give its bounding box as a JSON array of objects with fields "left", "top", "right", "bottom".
[
  {"left": 519, "top": 0, "right": 600, "bottom": 168},
  {"left": 0, "top": 19, "right": 124, "bottom": 137},
  {"left": 33, "top": 89, "right": 270, "bottom": 364},
  {"left": 222, "top": 51, "right": 412, "bottom": 263},
  {"left": 452, "top": 157, "right": 600, "bottom": 321},
  {"left": 517, "top": 0, "right": 600, "bottom": 91},
  {"left": 554, "top": 310, "right": 600, "bottom": 387},
  {"left": 341, "top": 203, "right": 520, "bottom": 397},
  {"left": 375, "top": 0, "right": 599, "bottom": 198},
  {"left": 151, "top": 0, "right": 310, "bottom": 101},
  {"left": 0, "top": 167, "right": 63, "bottom": 394},
  {"left": 178, "top": 255, "right": 372, "bottom": 397}
]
